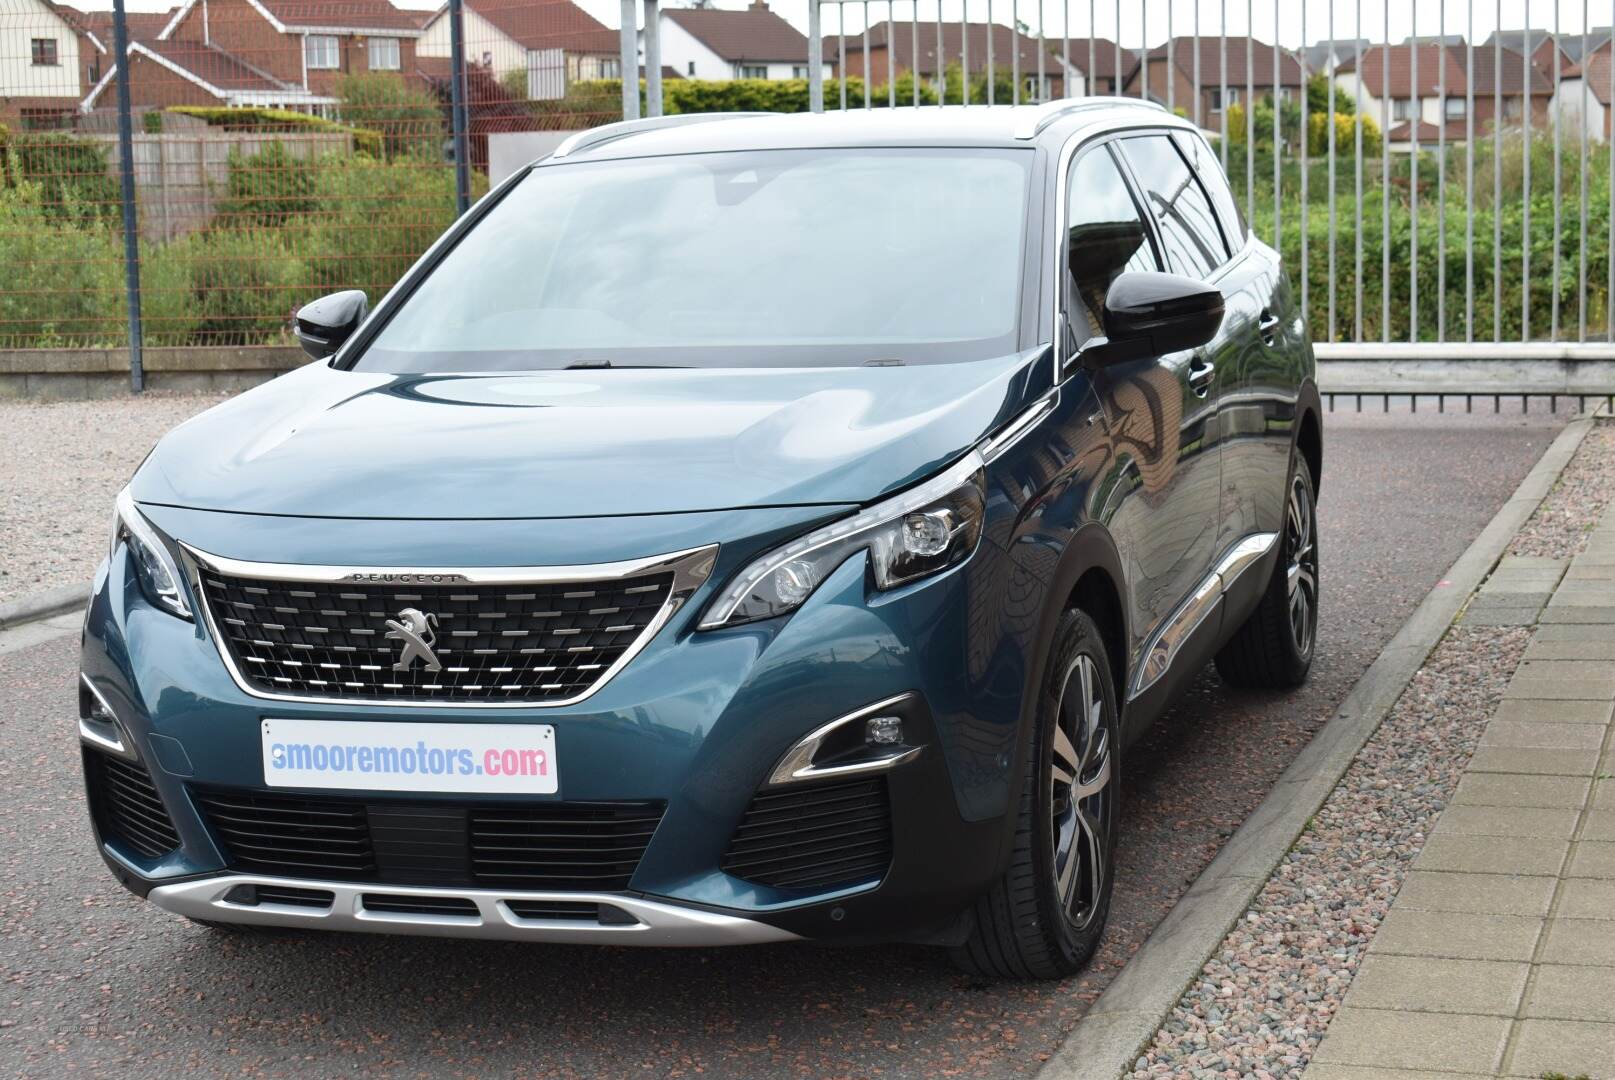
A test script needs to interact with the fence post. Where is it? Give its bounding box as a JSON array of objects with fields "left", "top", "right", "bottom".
[
  {"left": 808, "top": 0, "right": 823, "bottom": 113},
  {"left": 620, "top": 0, "right": 640, "bottom": 121},
  {"left": 110, "top": 0, "right": 144, "bottom": 393},
  {"left": 644, "top": 0, "right": 662, "bottom": 117},
  {"left": 448, "top": 0, "right": 471, "bottom": 215}
]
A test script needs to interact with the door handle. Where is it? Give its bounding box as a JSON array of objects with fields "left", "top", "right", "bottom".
[
  {"left": 1188, "top": 357, "right": 1216, "bottom": 397},
  {"left": 1258, "top": 309, "right": 1282, "bottom": 345}
]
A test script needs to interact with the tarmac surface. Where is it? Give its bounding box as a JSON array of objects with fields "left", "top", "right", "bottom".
[{"left": 0, "top": 406, "right": 1568, "bottom": 1079}]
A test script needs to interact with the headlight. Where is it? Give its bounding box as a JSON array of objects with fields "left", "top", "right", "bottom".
[
  {"left": 698, "top": 453, "right": 986, "bottom": 629},
  {"left": 110, "top": 487, "right": 192, "bottom": 620}
]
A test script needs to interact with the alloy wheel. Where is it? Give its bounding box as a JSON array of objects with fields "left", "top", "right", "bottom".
[
  {"left": 1284, "top": 472, "right": 1318, "bottom": 658},
  {"left": 1049, "top": 653, "right": 1113, "bottom": 934}
]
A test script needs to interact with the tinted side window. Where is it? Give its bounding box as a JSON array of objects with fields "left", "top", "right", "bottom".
[
  {"left": 1174, "top": 130, "right": 1246, "bottom": 250},
  {"left": 1118, "top": 135, "right": 1229, "bottom": 279},
  {"left": 1065, "top": 145, "right": 1158, "bottom": 344}
]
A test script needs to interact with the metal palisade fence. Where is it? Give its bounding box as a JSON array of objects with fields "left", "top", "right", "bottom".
[{"left": 4, "top": 0, "right": 1615, "bottom": 390}]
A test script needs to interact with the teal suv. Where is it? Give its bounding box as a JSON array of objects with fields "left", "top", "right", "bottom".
[{"left": 78, "top": 101, "right": 1321, "bottom": 979}]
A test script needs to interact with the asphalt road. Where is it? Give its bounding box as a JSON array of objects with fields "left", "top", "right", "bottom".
[{"left": 0, "top": 407, "right": 1567, "bottom": 1080}]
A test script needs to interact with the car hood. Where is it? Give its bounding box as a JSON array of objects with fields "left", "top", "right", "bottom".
[{"left": 133, "top": 350, "right": 1051, "bottom": 519}]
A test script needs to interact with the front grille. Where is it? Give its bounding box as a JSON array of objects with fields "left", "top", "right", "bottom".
[
  {"left": 85, "top": 750, "right": 181, "bottom": 859},
  {"left": 197, "top": 569, "right": 674, "bottom": 704},
  {"left": 721, "top": 777, "right": 893, "bottom": 891},
  {"left": 196, "top": 790, "right": 664, "bottom": 891}
]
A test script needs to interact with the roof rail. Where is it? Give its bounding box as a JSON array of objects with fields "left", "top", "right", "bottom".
[
  {"left": 1014, "top": 96, "right": 1169, "bottom": 140},
  {"left": 550, "top": 112, "right": 778, "bottom": 160}
]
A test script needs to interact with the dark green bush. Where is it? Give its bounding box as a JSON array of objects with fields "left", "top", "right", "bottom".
[
  {"left": 2, "top": 132, "right": 120, "bottom": 226},
  {"left": 216, "top": 141, "right": 320, "bottom": 227}
]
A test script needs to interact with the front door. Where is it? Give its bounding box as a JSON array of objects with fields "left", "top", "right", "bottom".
[{"left": 1064, "top": 140, "right": 1223, "bottom": 688}]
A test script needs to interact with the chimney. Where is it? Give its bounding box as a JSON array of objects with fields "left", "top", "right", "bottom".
[{"left": 749, "top": 0, "right": 769, "bottom": 10}]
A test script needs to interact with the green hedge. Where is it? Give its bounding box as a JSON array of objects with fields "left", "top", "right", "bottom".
[{"left": 166, "top": 106, "right": 384, "bottom": 157}]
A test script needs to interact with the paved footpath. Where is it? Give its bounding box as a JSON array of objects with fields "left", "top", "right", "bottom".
[{"left": 1310, "top": 504, "right": 1615, "bottom": 1080}]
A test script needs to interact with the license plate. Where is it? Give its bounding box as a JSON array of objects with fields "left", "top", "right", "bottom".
[{"left": 261, "top": 718, "right": 558, "bottom": 795}]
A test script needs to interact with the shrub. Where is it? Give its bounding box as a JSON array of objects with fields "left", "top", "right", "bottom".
[
  {"left": 336, "top": 73, "right": 444, "bottom": 159},
  {"left": 0, "top": 181, "right": 124, "bottom": 346},
  {"left": 305, "top": 155, "right": 467, "bottom": 299},
  {"left": 1307, "top": 112, "right": 1382, "bottom": 159},
  {"left": 155, "top": 227, "right": 309, "bottom": 345},
  {"left": 2, "top": 132, "right": 121, "bottom": 226},
  {"left": 215, "top": 141, "right": 320, "bottom": 227},
  {"left": 167, "top": 106, "right": 383, "bottom": 157}
]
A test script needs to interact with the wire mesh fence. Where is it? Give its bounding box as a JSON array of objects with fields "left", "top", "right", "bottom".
[{"left": 6, "top": 0, "right": 1615, "bottom": 385}]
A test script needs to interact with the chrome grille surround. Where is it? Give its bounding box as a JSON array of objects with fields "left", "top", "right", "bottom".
[{"left": 183, "top": 544, "right": 717, "bottom": 708}]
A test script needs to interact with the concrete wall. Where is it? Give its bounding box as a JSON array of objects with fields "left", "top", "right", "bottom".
[{"left": 0, "top": 346, "right": 305, "bottom": 400}]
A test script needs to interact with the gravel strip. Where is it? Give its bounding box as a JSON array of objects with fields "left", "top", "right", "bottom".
[
  {"left": 0, "top": 393, "right": 228, "bottom": 606},
  {"left": 1508, "top": 416, "right": 1615, "bottom": 558},
  {"left": 1125, "top": 623, "right": 1532, "bottom": 1080}
]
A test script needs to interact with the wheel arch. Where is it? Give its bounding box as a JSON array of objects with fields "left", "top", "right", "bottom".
[
  {"left": 1295, "top": 378, "right": 1323, "bottom": 497},
  {"left": 1022, "top": 522, "right": 1131, "bottom": 740}
]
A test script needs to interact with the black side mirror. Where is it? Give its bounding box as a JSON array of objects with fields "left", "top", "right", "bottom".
[
  {"left": 295, "top": 290, "right": 368, "bottom": 360},
  {"left": 1076, "top": 271, "right": 1224, "bottom": 370}
]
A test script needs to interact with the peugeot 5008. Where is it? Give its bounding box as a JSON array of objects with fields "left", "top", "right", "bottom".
[{"left": 79, "top": 100, "right": 1321, "bottom": 979}]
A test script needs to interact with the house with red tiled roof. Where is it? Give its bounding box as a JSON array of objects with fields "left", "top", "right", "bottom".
[
  {"left": 827, "top": 20, "right": 1099, "bottom": 99},
  {"left": 0, "top": 0, "right": 107, "bottom": 126},
  {"left": 79, "top": 0, "right": 426, "bottom": 115},
  {"left": 1555, "top": 38, "right": 1615, "bottom": 140},
  {"left": 1124, "top": 36, "right": 1303, "bottom": 132},
  {"left": 1334, "top": 41, "right": 1553, "bottom": 151},
  {"left": 660, "top": 1, "right": 823, "bottom": 82},
  {"left": 418, "top": 0, "right": 622, "bottom": 99}
]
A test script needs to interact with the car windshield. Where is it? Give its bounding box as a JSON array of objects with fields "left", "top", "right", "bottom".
[{"left": 355, "top": 147, "right": 1032, "bottom": 372}]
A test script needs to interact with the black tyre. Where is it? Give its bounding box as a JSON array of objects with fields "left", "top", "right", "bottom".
[
  {"left": 950, "top": 609, "right": 1119, "bottom": 980},
  {"left": 1214, "top": 456, "right": 1319, "bottom": 689}
]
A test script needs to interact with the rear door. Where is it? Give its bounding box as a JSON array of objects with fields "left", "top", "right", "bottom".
[{"left": 1174, "top": 129, "right": 1298, "bottom": 558}]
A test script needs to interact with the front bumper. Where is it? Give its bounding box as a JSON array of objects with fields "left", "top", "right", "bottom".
[
  {"left": 81, "top": 498, "right": 1049, "bottom": 946},
  {"left": 147, "top": 873, "right": 799, "bottom": 946}
]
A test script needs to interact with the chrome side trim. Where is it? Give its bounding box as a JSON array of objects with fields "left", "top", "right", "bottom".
[
  {"left": 181, "top": 545, "right": 718, "bottom": 710},
  {"left": 1130, "top": 575, "right": 1221, "bottom": 700},
  {"left": 78, "top": 673, "right": 135, "bottom": 760},
  {"left": 147, "top": 874, "right": 800, "bottom": 946},
  {"left": 980, "top": 391, "right": 1057, "bottom": 463},
  {"left": 767, "top": 693, "right": 924, "bottom": 787},
  {"left": 1213, "top": 532, "right": 1280, "bottom": 591},
  {"left": 1127, "top": 532, "right": 1279, "bottom": 702}
]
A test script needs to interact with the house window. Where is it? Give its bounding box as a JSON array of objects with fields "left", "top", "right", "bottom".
[
  {"left": 305, "top": 35, "right": 340, "bottom": 70},
  {"left": 1392, "top": 97, "right": 1415, "bottom": 120},
  {"left": 367, "top": 37, "right": 400, "bottom": 71},
  {"left": 687, "top": 60, "right": 695, "bottom": 75},
  {"left": 1208, "top": 87, "right": 1239, "bottom": 112},
  {"left": 792, "top": 65, "right": 808, "bottom": 78},
  {"left": 1444, "top": 95, "right": 1466, "bottom": 118},
  {"left": 31, "top": 38, "right": 59, "bottom": 66},
  {"left": 738, "top": 64, "right": 768, "bottom": 79},
  {"left": 1504, "top": 96, "right": 1523, "bottom": 119}
]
